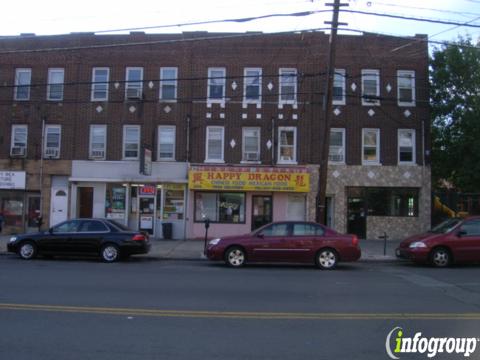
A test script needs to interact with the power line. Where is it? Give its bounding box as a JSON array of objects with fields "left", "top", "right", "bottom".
[{"left": 363, "top": 1, "right": 480, "bottom": 18}]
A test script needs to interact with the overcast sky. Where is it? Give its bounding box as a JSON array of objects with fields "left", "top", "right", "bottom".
[{"left": 1, "top": 0, "right": 479, "bottom": 44}]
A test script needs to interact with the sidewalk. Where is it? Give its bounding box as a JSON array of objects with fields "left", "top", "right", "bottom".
[{"left": 0, "top": 234, "right": 399, "bottom": 262}]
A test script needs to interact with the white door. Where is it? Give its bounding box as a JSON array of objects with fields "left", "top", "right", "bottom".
[
  {"left": 287, "top": 194, "right": 306, "bottom": 221},
  {"left": 50, "top": 188, "right": 68, "bottom": 226}
]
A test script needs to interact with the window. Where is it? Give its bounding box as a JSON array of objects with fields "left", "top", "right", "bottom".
[
  {"left": 287, "top": 195, "right": 306, "bottom": 221},
  {"left": 243, "top": 68, "right": 261, "bottom": 103},
  {"left": 398, "top": 129, "right": 416, "bottom": 164},
  {"left": 259, "top": 223, "right": 289, "bottom": 237},
  {"left": 460, "top": 219, "right": 480, "bottom": 236},
  {"left": 125, "top": 67, "right": 143, "bottom": 99},
  {"left": 52, "top": 220, "right": 81, "bottom": 233},
  {"left": 363, "top": 187, "right": 419, "bottom": 217},
  {"left": 10, "top": 125, "right": 28, "bottom": 157},
  {"left": 329, "top": 128, "right": 345, "bottom": 163},
  {"left": 194, "top": 192, "right": 245, "bottom": 223},
  {"left": 123, "top": 125, "right": 140, "bottom": 159},
  {"left": 44, "top": 125, "right": 61, "bottom": 159},
  {"left": 361, "top": 69, "right": 380, "bottom": 106},
  {"left": 332, "top": 69, "right": 346, "bottom": 105},
  {"left": 279, "top": 68, "right": 297, "bottom": 104},
  {"left": 91, "top": 67, "right": 109, "bottom": 101},
  {"left": 205, "top": 126, "right": 224, "bottom": 162},
  {"left": 89, "top": 125, "right": 107, "bottom": 160},
  {"left": 397, "top": 70, "right": 415, "bottom": 106},
  {"left": 158, "top": 126, "right": 175, "bottom": 161},
  {"left": 160, "top": 67, "right": 178, "bottom": 101},
  {"left": 293, "top": 223, "right": 324, "bottom": 236},
  {"left": 242, "top": 127, "right": 260, "bottom": 162},
  {"left": 47, "top": 68, "right": 64, "bottom": 101},
  {"left": 79, "top": 220, "right": 109, "bottom": 232},
  {"left": 208, "top": 67, "right": 226, "bottom": 102},
  {"left": 362, "top": 128, "right": 380, "bottom": 164},
  {"left": 278, "top": 127, "right": 297, "bottom": 164},
  {"left": 14, "top": 68, "right": 31, "bottom": 100}
]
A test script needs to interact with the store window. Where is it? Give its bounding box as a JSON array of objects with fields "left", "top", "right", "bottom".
[
  {"left": 1, "top": 193, "right": 24, "bottom": 228},
  {"left": 105, "top": 184, "right": 126, "bottom": 221},
  {"left": 362, "top": 187, "right": 419, "bottom": 217},
  {"left": 163, "top": 188, "right": 184, "bottom": 220},
  {"left": 195, "top": 192, "right": 245, "bottom": 223}
]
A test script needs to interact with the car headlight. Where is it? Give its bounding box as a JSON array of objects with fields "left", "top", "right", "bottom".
[
  {"left": 9, "top": 236, "right": 17, "bottom": 243},
  {"left": 208, "top": 238, "right": 221, "bottom": 246},
  {"left": 409, "top": 241, "right": 427, "bottom": 249}
]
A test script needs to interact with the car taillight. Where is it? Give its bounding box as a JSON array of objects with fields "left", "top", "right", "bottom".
[
  {"left": 352, "top": 235, "right": 359, "bottom": 247},
  {"left": 132, "top": 234, "right": 146, "bottom": 241}
]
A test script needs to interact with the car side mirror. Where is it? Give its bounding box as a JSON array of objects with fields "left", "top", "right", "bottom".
[{"left": 457, "top": 230, "right": 467, "bottom": 237}]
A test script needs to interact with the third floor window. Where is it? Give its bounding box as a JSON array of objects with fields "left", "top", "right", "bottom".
[
  {"left": 397, "top": 70, "right": 415, "bottom": 106},
  {"left": 14, "top": 68, "right": 31, "bottom": 101},
  {"left": 243, "top": 68, "right": 261, "bottom": 104},
  {"left": 125, "top": 67, "right": 143, "bottom": 100},
  {"left": 91, "top": 67, "right": 110, "bottom": 101},
  {"left": 47, "top": 68, "right": 65, "bottom": 101},
  {"left": 160, "top": 67, "right": 178, "bottom": 101},
  {"left": 279, "top": 68, "right": 297, "bottom": 105},
  {"left": 208, "top": 68, "right": 226, "bottom": 102},
  {"left": 361, "top": 69, "right": 380, "bottom": 106},
  {"left": 332, "top": 69, "right": 346, "bottom": 105}
]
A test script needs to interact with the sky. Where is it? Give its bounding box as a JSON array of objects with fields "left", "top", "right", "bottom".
[{"left": 1, "top": 0, "right": 479, "bottom": 45}]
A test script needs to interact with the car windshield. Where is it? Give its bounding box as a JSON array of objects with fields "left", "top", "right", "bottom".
[
  {"left": 105, "top": 219, "right": 131, "bottom": 232},
  {"left": 429, "top": 218, "right": 462, "bottom": 234}
]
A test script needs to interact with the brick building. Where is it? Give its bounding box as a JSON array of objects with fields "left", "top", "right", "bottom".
[{"left": 0, "top": 31, "right": 430, "bottom": 239}]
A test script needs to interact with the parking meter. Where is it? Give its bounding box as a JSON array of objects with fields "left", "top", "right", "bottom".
[{"left": 203, "top": 218, "right": 210, "bottom": 253}]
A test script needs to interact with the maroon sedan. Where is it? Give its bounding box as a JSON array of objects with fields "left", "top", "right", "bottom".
[
  {"left": 205, "top": 221, "right": 361, "bottom": 269},
  {"left": 396, "top": 216, "right": 480, "bottom": 267}
]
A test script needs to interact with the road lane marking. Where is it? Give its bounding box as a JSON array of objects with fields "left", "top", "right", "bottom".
[{"left": 1, "top": 303, "right": 480, "bottom": 320}]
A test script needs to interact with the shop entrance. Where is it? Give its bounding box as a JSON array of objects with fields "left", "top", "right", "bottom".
[
  {"left": 26, "top": 194, "right": 41, "bottom": 232},
  {"left": 347, "top": 196, "right": 366, "bottom": 239},
  {"left": 78, "top": 187, "right": 93, "bottom": 218},
  {"left": 252, "top": 195, "right": 272, "bottom": 231},
  {"left": 138, "top": 187, "right": 156, "bottom": 235}
]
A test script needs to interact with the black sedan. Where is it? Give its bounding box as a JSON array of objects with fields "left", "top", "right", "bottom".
[{"left": 7, "top": 218, "right": 151, "bottom": 262}]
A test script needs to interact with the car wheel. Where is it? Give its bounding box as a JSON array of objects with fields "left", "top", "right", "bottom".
[
  {"left": 316, "top": 248, "right": 338, "bottom": 270},
  {"left": 224, "top": 246, "right": 246, "bottom": 268},
  {"left": 101, "top": 244, "right": 120, "bottom": 263},
  {"left": 19, "top": 241, "right": 37, "bottom": 260},
  {"left": 430, "top": 247, "right": 451, "bottom": 268}
]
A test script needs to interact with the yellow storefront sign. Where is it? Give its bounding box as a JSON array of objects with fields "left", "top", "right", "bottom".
[{"left": 189, "top": 166, "right": 310, "bottom": 192}]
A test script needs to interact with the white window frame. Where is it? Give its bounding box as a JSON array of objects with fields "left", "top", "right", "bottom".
[
  {"left": 89, "top": 125, "right": 107, "bottom": 160},
  {"left": 362, "top": 128, "right": 380, "bottom": 165},
  {"left": 207, "top": 67, "right": 226, "bottom": 104},
  {"left": 329, "top": 128, "right": 346, "bottom": 164},
  {"left": 47, "top": 68, "right": 65, "bottom": 101},
  {"left": 279, "top": 68, "right": 297, "bottom": 105},
  {"left": 332, "top": 69, "right": 346, "bottom": 105},
  {"left": 160, "top": 67, "right": 178, "bottom": 102},
  {"left": 91, "top": 67, "right": 110, "bottom": 101},
  {"left": 398, "top": 129, "right": 416, "bottom": 165},
  {"left": 243, "top": 68, "right": 262, "bottom": 105},
  {"left": 397, "top": 70, "right": 416, "bottom": 107},
  {"left": 10, "top": 125, "right": 28, "bottom": 157},
  {"left": 14, "top": 68, "right": 31, "bottom": 101},
  {"left": 125, "top": 67, "right": 144, "bottom": 100},
  {"left": 241, "top": 127, "right": 261, "bottom": 163},
  {"left": 122, "top": 125, "right": 141, "bottom": 160},
  {"left": 205, "top": 126, "right": 225, "bottom": 163},
  {"left": 44, "top": 125, "right": 61, "bottom": 159},
  {"left": 361, "top": 69, "right": 380, "bottom": 106},
  {"left": 157, "top": 125, "right": 176, "bottom": 161},
  {"left": 278, "top": 126, "right": 297, "bottom": 164}
]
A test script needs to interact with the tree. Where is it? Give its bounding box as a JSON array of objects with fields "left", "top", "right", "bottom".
[{"left": 430, "top": 37, "right": 480, "bottom": 192}]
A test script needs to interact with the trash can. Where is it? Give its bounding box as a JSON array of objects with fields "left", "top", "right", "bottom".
[{"left": 162, "top": 223, "right": 173, "bottom": 239}]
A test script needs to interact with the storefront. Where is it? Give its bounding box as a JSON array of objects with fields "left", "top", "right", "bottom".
[
  {"left": 70, "top": 161, "right": 188, "bottom": 239},
  {"left": 0, "top": 171, "right": 40, "bottom": 234},
  {"left": 187, "top": 165, "right": 316, "bottom": 239}
]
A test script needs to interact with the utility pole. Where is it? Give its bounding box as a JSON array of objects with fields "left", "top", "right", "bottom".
[{"left": 316, "top": 0, "right": 348, "bottom": 224}]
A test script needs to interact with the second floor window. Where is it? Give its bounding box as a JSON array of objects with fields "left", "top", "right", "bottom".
[
  {"left": 208, "top": 68, "right": 226, "bottom": 102},
  {"left": 278, "top": 127, "right": 297, "bottom": 164},
  {"left": 158, "top": 126, "right": 176, "bottom": 161},
  {"left": 205, "top": 126, "right": 224, "bottom": 162},
  {"left": 47, "top": 68, "right": 65, "bottom": 101},
  {"left": 242, "top": 127, "right": 260, "bottom": 162},
  {"left": 332, "top": 69, "right": 346, "bottom": 105},
  {"left": 279, "top": 68, "right": 297, "bottom": 104},
  {"left": 243, "top": 68, "right": 261, "bottom": 103},
  {"left": 14, "top": 68, "right": 31, "bottom": 101},
  {"left": 44, "top": 125, "right": 61, "bottom": 159},
  {"left": 91, "top": 67, "right": 109, "bottom": 101},
  {"left": 362, "top": 128, "right": 380, "bottom": 164},
  {"left": 11, "top": 125, "right": 28, "bottom": 157},
  {"left": 89, "top": 125, "right": 107, "bottom": 160},
  {"left": 362, "top": 69, "right": 380, "bottom": 106},
  {"left": 398, "top": 129, "right": 416, "bottom": 164},
  {"left": 123, "top": 125, "right": 140, "bottom": 159},
  {"left": 160, "top": 67, "right": 178, "bottom": 101},
  {"left": 397, "top": 70, "right": 415, "bottom": 106},
  {"left": 329, "top": 128, "right": 345, "bottom": 163},
  {"left": 125, "top": 67, "right": 143, "bottom": 100}
]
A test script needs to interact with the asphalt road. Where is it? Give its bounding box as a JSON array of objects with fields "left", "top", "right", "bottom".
[{"left": 1, "top": 255, "right": 480, "bottom": 360}]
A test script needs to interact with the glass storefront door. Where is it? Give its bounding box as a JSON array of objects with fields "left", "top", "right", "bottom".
[
  {"left": 252, "top": 196, "right": 273, "bottom": 231},
  {"left": 26, "top": 194, "right": 41, "bottom": 232},
  {"left": 138, "top": 196, "right": 155, "bottom": 235}
]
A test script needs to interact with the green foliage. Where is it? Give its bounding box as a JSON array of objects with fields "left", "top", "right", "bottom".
[{"left": 430, "top": 37, "right": 480, "bottom": 192}]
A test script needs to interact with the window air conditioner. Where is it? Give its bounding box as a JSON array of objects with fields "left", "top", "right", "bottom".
[
  {"left": 90, "top": 150, "right": 105, "bottom": 159},
  {"left": 126, "top": 88, "right": 142, "bottom": 99},
  {"left": 45, "top": 147, "right": 59, "bottom": 158},
  {"left": 11, "top": 146, "right": 26, "bottom": 157},
  {"left": 244, "top": 152, "right": 259, "bottom": 161}
]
